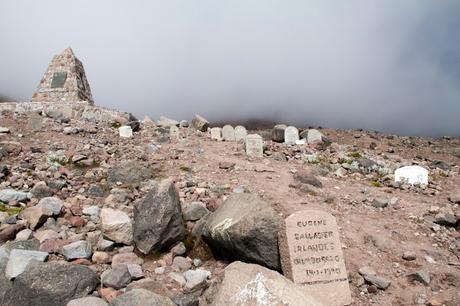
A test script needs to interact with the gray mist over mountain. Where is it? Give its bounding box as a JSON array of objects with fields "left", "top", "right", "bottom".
[{"left": 1, "top": 1, "right": 459, "bottom": 137}]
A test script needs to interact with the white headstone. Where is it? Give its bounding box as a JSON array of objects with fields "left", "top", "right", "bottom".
[
  {"left": 210, "top": 127, "right": 222, "bottom": 141},
  {"left": 222, "top": 125, "right": 236, "bottom": 141},
  {"left": 279, "top": 210, "right": 351, "bottom": 306},
  {"left": 245, "top": 134, "right": 263, "bottom": 157},
  {"left": 234, "top": 126, "right": 247, "bottom": 141},
  {"left": 395, "top": 166, "right": 428, "bottom": 185},
  {"left": 170, "top": 126, "right": 180, "bottom": 140},
  {"left": 284, "top": 126, "right": 299, "bottom": 145},
  {"left": 307, "top": 129, "right": 323, "bottom": 143},
  {"left": 118, "top": 126, "right": 133, "bottom": 138}
]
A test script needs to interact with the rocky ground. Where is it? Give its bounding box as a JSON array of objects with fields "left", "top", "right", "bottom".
[{"left": 0, "top": 108, "right": 459, "bottom": 306}]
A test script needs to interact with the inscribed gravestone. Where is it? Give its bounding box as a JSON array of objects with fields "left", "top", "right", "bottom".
[
  {"left": 284, "top": 126, "right": 299, "bottom": 145},
  {"left": 279, "top": 210, "right": 351, "bottom": 306},
  {"left": 222, "top": 125, "right": 235, "bottom": 141},
  {"left": 27, "top": 113, "right": 43, "bottom": 131},
  {"left": 245, "top": 134, "right": 263, "bottom": 157},
  {"left": 50, "top": 71, "right": 67, "bottom": 88},
  {"left": 210, "top": 127, "right": 222, "bottom": 141},
  {"left": 234, "top": 125, "right": 247, "bottom": 141},
  {"left": 395, "top": 165, "right": 428, "bottom": 185}
]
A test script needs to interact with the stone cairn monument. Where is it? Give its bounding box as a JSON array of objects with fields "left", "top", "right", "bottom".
[{"left": 31, "top": 47, "right": 94, "bottom": 104}]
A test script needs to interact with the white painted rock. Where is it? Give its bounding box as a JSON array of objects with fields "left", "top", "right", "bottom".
[
  {"left": 395, "top": 166, "right": 428, "bottom": 185},
  {"left": 118, "top": 126, "right": 133, "bottom": 138}
]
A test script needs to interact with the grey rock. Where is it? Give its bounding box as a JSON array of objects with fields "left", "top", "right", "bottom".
[
  {"left": 408, "top": 270, "right": 430, "bottom": 285},
  {"left": 5, "top": 249, "right": 48, "bottom": 279},
  {"left": 102, "top": 265, "right": 132, "bottom": 289},
  {"left": 179, "top": 120, "right": 189, "bottom": 128},
  {"left": 293, "top": 170, "right": 322, "bottom": 188},
  {"left": 183, "top": 269, "right": 211, "bottom": 292},
  {"left": 434, "top": 213, "right": 457, "bottom": 227},
  {"left": 61, "top": 241, "right": 92, "bottom": 260},
  {"left": 0, "top": 189, "right": 28, "bottom": 203},
  {"left": 173, "top": 256, "right": 192, "bottom": 271},
  {"left": 37, "top": 197, "right": 63, "bottom": 216},
  {"left": 202, "top": 193, "right": 282, "bottom": 270},
  {"left": 372, "top": 197, "right": 389, "bottom": 209},
  {"left": 364, "top": 274, "right": 391, "bottom": 290},
  {"left": 169, "top": 272, "right": 186, "bottom": 286},
  {"left": 107, "top": 160, "right": 154, "bottom": 187},
  {"left": 190, "top": 115, "right": 209, "bottom": 132},
  {"left": 82, "top": 205, "right": 100, "bottom": 217},
  {"left": 402, "top": 251, "right": 417, "bottom": 261},
  {"left": 134, "top": 179, "right": 185, "bottom": 254},
  {"left": 67, "top": 297, "right": 108, "bottom": 306},
  {"left": 358, "top": 266, "right": 376, "bottom": 277},
  {"left": 109, "top": 289, "right": 175, "bottom": 306},
  {"left": 183, "top": 202, "right": 209, "bottom": 221},
  {"left": 171, "top": 242, "right": 187, "bottom": 256},
  {"left": 3, "top": 261, "right": 98, "bottom": 306}
]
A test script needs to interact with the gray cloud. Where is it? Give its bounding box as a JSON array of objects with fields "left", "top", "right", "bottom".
[{"left": 1, "top": 0, "right": 459, "bottom": 136}]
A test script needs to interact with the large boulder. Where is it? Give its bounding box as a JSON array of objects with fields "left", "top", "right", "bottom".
[
  {"left": 199, "top": 261, "right": 319, "bottom": 306},
  {"left": 109, "top": 289, "right": 175, "bottom": 306},
  {"left": 202, "top": 193, "right": 282, "bottom": 270},
  {"left": 101, "top": 208, "right": 133, "bottom": 245},
  {"left": 107, "top": 160, "right": 154, "bottom": 187},
  {"left": 191, "top": 115, "right": 209, "bottom": 132},
  {"left": 133, "top": 179, "right": 185, "bottom": 254},
  {"left": 3, "top": 261, "right": 99, "bottom": 306}
]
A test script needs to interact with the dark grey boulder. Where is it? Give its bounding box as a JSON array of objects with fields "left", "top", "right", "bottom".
[
  {"left": 3, "top": 261, "right": 98, "bottom": 306},
  {"left": 133, "top": 179, "right": 185, "bottom": 254},
  {"left": 202, "top": 193, "right": 282, "bottom": 271}
]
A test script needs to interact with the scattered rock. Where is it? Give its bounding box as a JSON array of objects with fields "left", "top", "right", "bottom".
[
  {"left": 102, "top": 265, "right": 132, "bottom": 289},
  {"left": 107, "top": 160, "right": 153, "bottom": 187},
  {"left": 67, "top": 297, "right": 108, "bottom": 306},
  {"left": 402, "top": 251, "right": 417, "bottom": 261},
  {"left": 364, "top": 274, "right": 391, "bottom": 290},
  {"left": 61, "top": 240, "right": 92, "bottom": 260},
  {"left": 408, "top": 270, "right": 430, "bottom": 285},
  {"left": 101, "top": 208, "right": 133, "bottom": 245},
  {"left": 183, "top": 202, "right": 209, "bottom": 221},
  {"left": 293, "top": 169, "right": 322, "bottom": 188},
  {"left": 109, "top": 289, "right": 176, "bottom": 306},
  {"left": 0, "top": 189, "right": 28, "bottom": 203}
]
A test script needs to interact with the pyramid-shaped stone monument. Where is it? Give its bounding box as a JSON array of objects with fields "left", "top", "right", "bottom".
[{"left": 31, "top": 47, "right": 94, "bottom": 104}]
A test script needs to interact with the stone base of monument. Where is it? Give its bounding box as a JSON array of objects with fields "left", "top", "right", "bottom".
[{"left": 279, "top": 209, "right": 352, "bottom": 306}]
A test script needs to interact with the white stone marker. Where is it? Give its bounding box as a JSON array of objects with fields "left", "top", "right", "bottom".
[
  {"left": 222, "top": 125, "right": 236, "bottom": 141},
  {"left": 170, "top": 126, "right": 180, "bottom": 140},
  {"left": 245, "top": 134, "right": 263, "bottom": 157},
  {"left": 284, "top": 126, "right": 299, "bottom": 145},
  {"left": 234, "top": 125, "right": 247, "bottom": 141},
  {"left": 395, "top": 165, "right": 428, "bottom": 185},
  {"left": 210, "top": 127, "right": 222, "bottom": 141},
  {"left": 118, "top": 126, "right": 133, "bottom": 138},
  {"left": 307, "top": 129, "right": 324, "bottom": 143}
]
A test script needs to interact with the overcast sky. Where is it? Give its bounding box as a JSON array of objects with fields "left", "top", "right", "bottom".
[{"left": 1, "top": 1, "right": 459, "bottom": 136}]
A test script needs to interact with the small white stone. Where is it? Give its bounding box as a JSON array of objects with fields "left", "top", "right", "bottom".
[{"left": 118, "top": 126, "right": 133, "bottom": 138}]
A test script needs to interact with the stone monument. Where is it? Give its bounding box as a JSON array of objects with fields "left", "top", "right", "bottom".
[
  {"left": 245, "top": 134, "right": 263, "bottom": 157},
  {"left": 279, "top": 209, "right": 351, "bottom": 306},
  {"left": 31, "top": 47, "right": 94, "bottom": 104}
]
